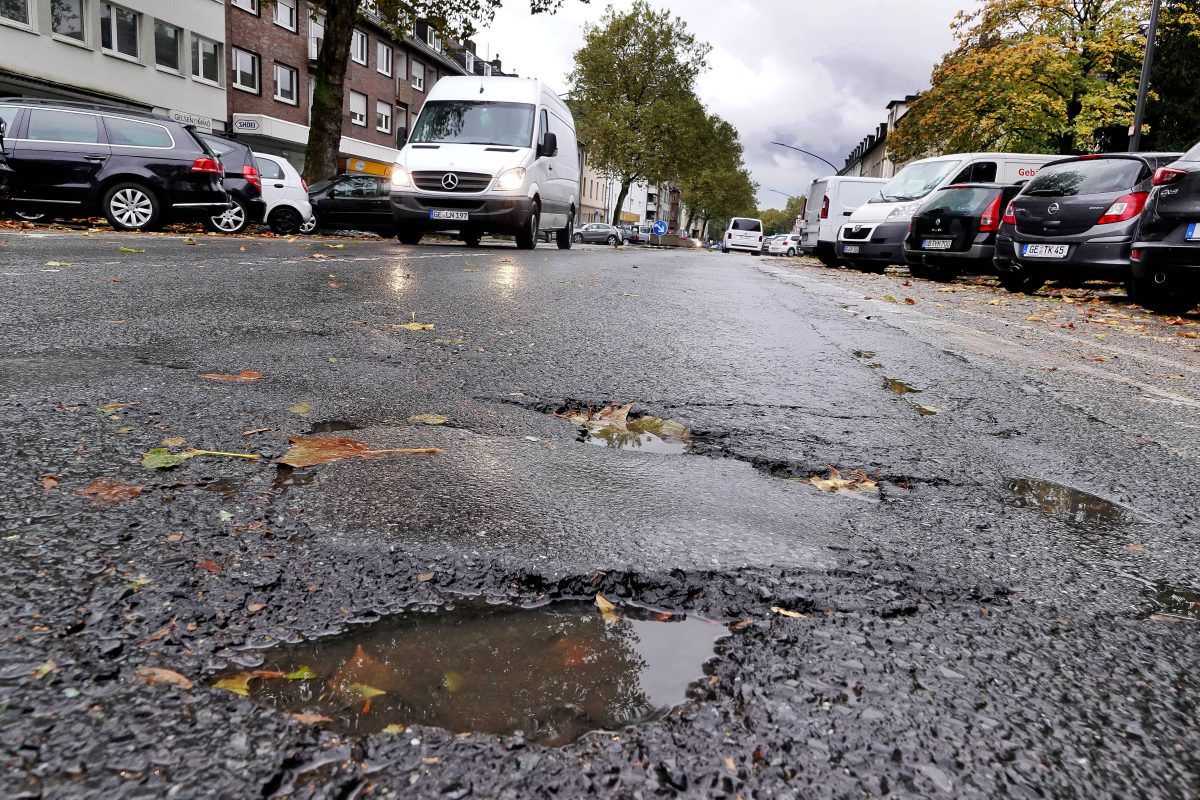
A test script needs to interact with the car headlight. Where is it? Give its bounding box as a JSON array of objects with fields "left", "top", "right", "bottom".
[
  {"left": 495, "top": 167, "right": 526, "bottom": 191},
  {"left": 886, "top": 202, "right": 920, "bottom": 221},
  {"left": 391, "top": 165, "right": 411, "bottom": 188}
]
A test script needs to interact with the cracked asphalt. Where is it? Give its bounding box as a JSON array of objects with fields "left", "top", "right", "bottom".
[{"left": 1, "top": 230, "right": 1198, "bottom": 798}]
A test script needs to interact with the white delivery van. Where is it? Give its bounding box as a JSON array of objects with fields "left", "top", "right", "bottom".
[
  {"left": 389, "top": 76, "right": 580, "bottom": 250},
  {"left": 837, "top": 153, "right": 1056, "bottom": 272},
  {"left": 801, "top": 176, "right": 887, "bottom": 265},
  {"left": 724, "top": 217, "right": 764, "bottom": 254}
]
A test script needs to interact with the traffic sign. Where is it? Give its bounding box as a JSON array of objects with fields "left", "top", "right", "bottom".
[{"left": 652, "top": 220, "right": 667, "bottom": 236}]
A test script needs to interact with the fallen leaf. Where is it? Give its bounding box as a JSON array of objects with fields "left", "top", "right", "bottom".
[
  {"left": 276, "top": 437, "right": 441, "bottom": 468},
  {"left": 442, "top": 671, "right": 465, "bottom": 693},
  {"left": 44, "top": 261, "right": 71, "bottom": 267},
  {"left": 242, "top": 427, "right": 272, "bottom": 436},
  {"left": 325, "top": 243, "right": 346, "bottom": 249},
  {"left": 382, "top": 723, "right": 406, "bottom": 734},
  {"left": 652, "top": 612, "right": 674, "bottom": 622},
  {"left": 288, "top": 401, "right": 314, "bottom": 416},
  {"left": 807, "top": 468, "right": 879, "bottom": 498},
  {"left": 96, "top": 401, "right": 138, "bottom": 414},
  {"left": 328, "top": 281, "right": 341, "bottom": 288},
  {"left": 41, "top": 475, "right": 60, "bottom": 491},
  {"left": 408, "top": 413, "right": 448, "bottom": 425},
  {"left": 115, "top": 426, "right": 134, "bottom": 434},
  {"left": 723, "top": 757, "right": 737, "bottom": 772},
  {"left": 1125, "top": 543, "right": 1146, "bottom": 553},
  {"left": 881, "top": 295, "right": 898, "bottom": 303},
  {"left": 392, "top": 322, "right": 435, "bottom": 331},
  {"left": 290, "top": 712, "right": 332, "bottom": 724},
  {"left": 135, "top": 667, "right": 193, "bottom": 689},
  {"left": 904, "top": 297, "right": 916, "bottom": 305},
  {"left": 33, "top": 660, "right": 59, "bottom": 679},
  {"left": 118, "top": 246, "right": 144, "bottom": 253},
  {"left": 141, "top": 447, "right": 259, "bottom": 469},
  {"left": 421, "top": 756, "right": 441, "bottom": 766},
  {"left": 197, "top": 560, "right": 222, "bottom": 573},
  {"left": 730, "top": 619, "right": 754, "bottom": 630},
  {"left": 199, "top": 370, "right": 263, "bottom": 382},
  {"left": 218, "top": 510, "right": 233, "bottom": 522},
  {"left": 1178, "top": 332, "right": 1198, "bottom": 339},
  {"left": 246, "top": 602, "right": 267, "bottom": 614},
  {"left": 416, "top": 571, "right": 435, "bottom": 582},
  {"left": 285, "top": 665, "right": 318, "bottom": 680},
  {"left": 771, "top": 606, "right": 807, "bottom": 619},
  {"left": 183, "top": 237, "right": 198, "bottom": 246},
  {"left": 125, "top": 574, "right": 150, "bottom": 591},
  {"left": 309, "top": 253, "right": 331, "bottom": 260},
  {"left": 161, "top": 436, "right": 185, "bottom": 447},
  {"left": 595, "top": 593, "right": 620, "bottom": 623},
  {"left": 213, "top": 670, "right": 286, "bottom": 696},
  {"left": 146, "top": 621, "right": 176, "bottom": 641},
  {"left": 77, "top": 477, "right": 143, "bottom": 506}
]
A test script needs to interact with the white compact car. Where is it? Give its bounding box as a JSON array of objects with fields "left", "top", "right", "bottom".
[
  {"left": 769, "top": 234, "right": 802, "bottom": 256},
  {"left": 252, "top": 153, "right": 313, "bottom": 235},
  {"left": 724, "top": 217, "right": 764, "bottom": 254}
]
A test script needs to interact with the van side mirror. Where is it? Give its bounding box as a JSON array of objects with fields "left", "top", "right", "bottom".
[{"left": 540, "top": 132, "right": 558, "bottom": 158}]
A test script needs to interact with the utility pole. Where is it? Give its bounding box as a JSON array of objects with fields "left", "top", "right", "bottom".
[{"left": 1129, "top": 0, "right": 1162, "bottom": 152}]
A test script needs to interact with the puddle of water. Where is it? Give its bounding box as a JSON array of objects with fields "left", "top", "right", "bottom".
[
  {"left": 214, "top": 601, "right": 726, "bottom": 745},
  {"left": 853, "top": 350, "right": 876, "bottom": 359},
  {"left": 201, "top": 479, "right": 240, "bottom": 500},
  {"left": 1004, "top": 477, "right": 1139, "bottom": 529},
  {"left": 272, "top": 465, "right": 316, "bottom": 494},
  {"left": 306, "top": 420, "right": 363, "bottom": 435},
  {"left": 884, "top": 377, "right": 921, "bottom": 395},
  {"left": 582, "top": 426, "right": 688, "bottom": 455},
  {"left": 1149, "top": 582, "right": 1200, "bottom": 621}
]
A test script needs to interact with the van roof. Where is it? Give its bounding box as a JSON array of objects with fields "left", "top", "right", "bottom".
[
  {"left": 905, "top": 152, "right": 1057, "bottom": 164},
  {"left": 426, "top": 76, "right": 572, "bottom": 119}
]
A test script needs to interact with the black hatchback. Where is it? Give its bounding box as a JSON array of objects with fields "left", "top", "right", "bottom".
[
  {"left": 304, "top": 174, "right": 395, "bottom": 236},
  {"left": 1131, "top": 142, "right": 1200, "bottom": 313},
  {"left": 0, "top": 98, "right": 228, "bottom": 232},
  {"left": 197, "top": 132, "right": 265, "bottom": 235},
  {"left": 904, "top": 182, "right": 1024, "bottom": 281},
  {"left": 993, "top": 152, "right": 1180, "bottom": 294}
]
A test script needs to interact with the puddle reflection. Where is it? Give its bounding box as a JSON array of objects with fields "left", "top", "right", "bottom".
[
  {"left": 1004, "top": 477, "right": 1139, "bottom": 530},
  {"left": 1150, "top": 581, "right": 1200, "bottom": 621}
]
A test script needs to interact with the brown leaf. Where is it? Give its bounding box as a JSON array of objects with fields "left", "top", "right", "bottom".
[
  {"left": 146, "top": 621, "right": 176, "bottom": 641},
  {"left": 1125, "top": 543, "right": 1146, "bottom": 553},
  {"left": 290, "top": 712, "right": 333, "bottom": 724},
  {"left": 329, "top": 644, "right": 392, "bottom": 696},
  {"left": 77, "top": 477, "right": 143, "bottom": 506},
  {"left": 723, "top": 757, "right": 737, "bottom": 772},
  {"left": 242, "top": 427, "right": 273, "bottom": 436},
  {"left": 247, "top": 602, "right": 267, "bottom": 614},
  {"left": 41, "top": 475, "right": 60, "bottom": 491},
  {"left": 730, "top": 619, "right": 754, "bottom": 631},
  {"left": 161, "top": 436, "right": 186, "bottom": 447},
  {"left": 135, "top": 667, "right": 193, "bottom": 689},
  {"left": 199, "top": 370, "right": 263, "bottom": 382},
  {"left": 1178, "top": 331, "right": 1198, "bottom": 339},
  {"left": 416, "top": 572, "right": 435, "bottom": 582},
  {"left": 770, "top": 606, "right": 807, "bottom": 619},
  {"left": 197, "top": 559, "right": 223, "bottom": 573},
  {"left": 276, "top": 437, "right": 441, "bottom": 468}
]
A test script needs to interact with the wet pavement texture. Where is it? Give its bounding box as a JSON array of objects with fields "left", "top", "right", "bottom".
[{"left": 0, "top": 233, "right": 1198, "bottom": 798}]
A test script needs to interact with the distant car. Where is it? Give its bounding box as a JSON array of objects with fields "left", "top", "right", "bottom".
[
  {"left": 303, "top": 173, "right": 393, "bottom": 236},
  {"left": 769, "top": 234, "right": 802, "bottom": 256},
  {"left": 761, "top": 235, "right": 778, "bottom": 254},
  {"left": 0, "top": 97, "right": 228, "bottom": 232},
  {"left": 198, "top": 132, "right": 265, "bottom": 235},
  {"left": 1131, "top": 142, "right": 1200, "bottom": 313},
  {"left": 573, "top": 222, "right": 624, "bottom": 244},
  {"left": 253, "top": 154, "right": 312, "bottom": 235},
  {"left": 994, "top": 152, "right": 1181, "bottom": 294},
  {"left": 0, "top": 117, "right": 11, "bottom": 198},
  {"left": 904, "top": 182, "right": 1024, "bottom": 281},
  {"left": 724, "top": 217, "right": 764, "bottom": 254},
  {"left": 619, "top": 225, "right": 644, "bottom": 244}
]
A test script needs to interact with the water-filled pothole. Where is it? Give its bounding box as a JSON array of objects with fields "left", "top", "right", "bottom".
[
  {"left": 212, "top": 601, "right": 726, "bottom": 745},
  {"left": 1149, "top": 581, "right": 1200, "bottom": 621},
  {"left": 884, "top": 377, "right": 920, "bottom": 395},
  {"left": 1004, "top": 477, "right": 1139, "bottom": 529},
  {"left": 306, "top": 420, "right": 363, "bottom": 434},
  {"left": 552, "top": 404, "right": 690, "bottom": 455}
]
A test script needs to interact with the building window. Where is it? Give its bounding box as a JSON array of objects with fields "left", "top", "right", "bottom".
[
  {"left": 427, "top": 28, "right": 441, "bottom": 51},
  {"left": 274, "top": 63, "right": 298, "bottom": 104},
  {"left": 231, "top": 0, "right": 257, "bottom": 13},
  {"left": 309, "top": 12, "right": 324, "bottom": 59},
  {"left": 0, "top": 0, "right": 30, "bottom": 26},
  {"left": 376, "top": 101, "right": 392, "bottom": 133},
  {"left": 376, "top": 42, "right": 392, "bottom": 76},
  {"left": 349, "top": 91, "right": 366, "bottom": 126},
  {"left": 154, "top": 22, "right": 180, "bottom": 71},
  {"left": 191, "top": 35, "right": 220, "bottom": 84},
  {"left": 273, "top": 0, "right": 296, "bottom": 31},
  {"left": 51, "top": 0, "right": 85, "bottom": 41},
  {"left": 464, "top": 51, "right": 474, "bottom": 73},
  {"left": 482, "top": 62, "right": 492, "bottom": 77},
  {"left": 100, "top": 3, "right": 139, "bottom": 58},
  {"left": 411, "top": 60, "right": 424, "bottom": 91},
  {"left": 351, "top": 29, "right": 367, "bottom": 65},
  {"left": 232, "top": 48, "right": 259, "bottom": 93}
]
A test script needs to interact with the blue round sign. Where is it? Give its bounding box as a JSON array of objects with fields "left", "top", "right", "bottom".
[{"left": 652, "top": 220, "right": 667, "bottom": 236}]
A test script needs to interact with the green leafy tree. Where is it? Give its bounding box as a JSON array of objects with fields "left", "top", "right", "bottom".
[
  {"left": 1146, "top": 1, "right": 1200, "bottom": 152},
  {"left": 569, "top": 1, "right": 712, "bottom": 226},
  {"left": 890, "top": 0, "right": 1151, "bottom": 161},
  {"left": 677, "top": 112, "right": 758, "bottom": 238}
]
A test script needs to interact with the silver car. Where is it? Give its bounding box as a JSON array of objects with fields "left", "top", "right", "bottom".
[{"left": 573, "top": 222, "right": 625, "bottom": 244}]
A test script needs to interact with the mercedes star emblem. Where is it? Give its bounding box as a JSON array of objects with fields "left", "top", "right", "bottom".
[
  {"left": 1048, "top": 202, "right": 1060, "bottom": 215},
  {"left": 441, "top": 173, "right": 460, "bottom": 190}
]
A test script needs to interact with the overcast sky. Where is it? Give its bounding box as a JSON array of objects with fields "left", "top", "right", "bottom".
[{"left": 477, "top": 0, "right": 975, "bottom": 209}]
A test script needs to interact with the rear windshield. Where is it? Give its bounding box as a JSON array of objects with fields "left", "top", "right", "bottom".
[
  {"left": 922, "top": 187, "right": 999, "bottom": 216},
  {"left": 1184, "top": 142, "right": 1200, "bottom": 162},
  {"left": 731, "top": 218, "right": 762, "bottom": 232},
  {"left": 873, "top": 159, "right": 961, "bottom": 203},
  {"left": 1023, "top": 159, "right": 1145, "bottom": 197}
]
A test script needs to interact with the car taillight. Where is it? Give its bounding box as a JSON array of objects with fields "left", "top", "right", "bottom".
[
  {"left": 1097, "top": 191, "right": 1148, "bottom": 225},
  {"left": 301, "top": 179, "right": 308, "bottom": 191},
  {"left": 1152, "top": 167, "right": 1188, "bottom": 186},
  {"left": 242, "top": 165, "right": 261, "bottom": 191},
  {"left": 1131, "top": 248, "right": 1143, "bottom": 261},
  {"left": 979, "top": 194, "right": 1003, "bottom": 232},
  {"left": 821, "top": 196, "right": 829, "bottom": 219},
  {"left": 1002, "top": 200, "right": 1017, "bottom": 225},
  {"left": 190, "top": 157, "right": 221, "bottom": 174},
  {"left": 726, "top": 231, "right": 732, "bottom": 239}
]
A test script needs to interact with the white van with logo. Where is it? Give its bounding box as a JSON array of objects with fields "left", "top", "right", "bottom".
[
  {"left": 389, "top": 76, "right": 580, "bottom": 250},
  {"left": 837, "top": 153, "right": 1055, "bottom": 271},
  {"left": 724, "top": 217, "right": 764, "bottom": 254},
  {"left": 801, "top": 176, "right": 887, "bottom": 265}
]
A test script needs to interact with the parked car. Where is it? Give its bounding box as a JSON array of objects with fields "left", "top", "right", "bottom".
[
  {"left": 389, "top": 76, "right": 579, "bottom": 249},
  {"left": 573, "top": 222, "right": 624, "bottom": 244},
  {"left": 619, "top": 224, "right": 645, "bottom": 244},
  {"left": 770, "top": 234, "right": 802, "bottom": 256},
  {"left": 0, "top": 117, "right": 11, "bottom": 199},
  {"left": 1131, "top": 143, "right": 1200, "bottom": 313},
  {"left": 0, "top": 98, "right": 228, "bottom": 231},
  {"left": 993, "top": 152, "right": 1181, "bottom": 294},
  {"left": 251, "top": 154, "right": 313, "bottom": 235},
  {"left": 197, "top": 132, "right": 264, "bottom": 235},
  {"left": 304, "top": 173, "right": 391, "bottom": 236},
  {"left": 760, "top": 235, "right": 778, "bottom": 254},
  {"left": 904, "top": 182, "right": 1024, "bottom": 281},
  {"left": 724, "top": 217, "right": 764, "bottom": 254},
  {"left": 801, "top": 176, "right": 886, "bottom": 265},
  {"left": 839, "top": 152, "right": 1057, "bottom": 273}
]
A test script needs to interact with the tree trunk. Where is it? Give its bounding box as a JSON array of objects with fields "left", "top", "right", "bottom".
[
  {"left": 683, "top": 209, "right": 696, "bottom": 234},
  {"left": 610, "top": 177, "right": 633, "bottom": 227},
  {"left": 1059, "top": 95, "right": 1084, "bottom": 155},
  {"left": 303, "top": 0, "right": 362, "bottom": 182}
]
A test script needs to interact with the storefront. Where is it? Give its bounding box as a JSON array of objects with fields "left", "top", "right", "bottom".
[{"left": 229, "top": 115, "right": 398, "bottom": 178}]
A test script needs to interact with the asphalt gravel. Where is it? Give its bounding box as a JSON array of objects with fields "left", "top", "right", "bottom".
[{"left": 0, "top": 230, "right": 1197, "bottom": 798}]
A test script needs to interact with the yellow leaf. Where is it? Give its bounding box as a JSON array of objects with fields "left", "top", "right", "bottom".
[
  {"left": 382, "top": 723, "right": 406, "bottom": 734},
  {"left": 595, "top": 593, "right": 620, "bottom": 623},
  {"left": 290, "top": 712, "right": 332, "bottom": 724},
  {"left": 392, "top": 322, "right": 435, "bottom": 331},
  {"left": 771, "top": 606, "right": 807, "bottom": 619},
  {"left": 213, "top": 670, "right": 285, "bottom": 696},
  {"left": 408, "top": 413, "right": 448, "bottom": 425},
  {"left": 347, "top": 682, "right": 386, "bottom": 699},
  {"left": 288, "top": 401, "right": 314, "bottom": 415},
  {"left": 161, "top": 436, "right": 185, "bottom": 447}
]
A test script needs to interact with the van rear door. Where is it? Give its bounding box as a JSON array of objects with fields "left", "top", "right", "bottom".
[
  {"left": 803, "top": 179, "right": 827, "bottom": 249},
  {"left": 729, "top": 217, "right": 762, "bottom": 248}
]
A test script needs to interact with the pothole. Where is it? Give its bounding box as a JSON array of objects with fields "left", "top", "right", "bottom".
[
  {"left": 272, "top": 465, "right": 316, "bottom": 494},
  {"left": 211, "top": 600, "right": 727, "bottom": 745},
  {"left": 1004, "top": 477, "right": 1140, "bottom": 529},
  {"left": 552, "top": 404, "right": 691, "bottom": 455},
  {"left": 305, "top": 420, "right": 363, "bottom": 435},
  {"left": 1148, "top": 581, "right": 1200, "bottom": 622}
]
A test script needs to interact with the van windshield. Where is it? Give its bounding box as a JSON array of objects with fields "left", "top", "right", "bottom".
[
  {"left": 871, "top": 159, "right": 962, "bottom": 203},
  {"left": 410, "top": 101, "right": 535, "bottom": 148}
]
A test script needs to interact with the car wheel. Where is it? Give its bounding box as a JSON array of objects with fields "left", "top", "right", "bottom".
[
  {"left": 14, "top": 211, "right": 48, "bottom": 223},
  {"left": 516, "top": 204, "right": 540, "bottom": 250},
  {"left": 787, "top": 248, "right": 796, "bottom": 256},
  {"left": 817, "top": 252, "right": 840, "bottom": 268},
  {"left": 103, "top": 182, "right": 160, "bottom": 232},
  {"left": 1134, "top": 271, "right": 1199, "bottom": 314},
  {"left": 556, "top": 214, "right": 573, "bottom": 250},
  {"left": 268, "top": 206, "right": 303, "bottom": 235},
  {"left": 397, "top": 229, "right": 423, "bottom": 246},
  {"left": 463, "top": 232, "right": 481, "bottom": 247},
  {"left": 606, "top": 234, "right": 618, "bottom": 245},
  {"left": 998, "top": 271, "right": 1045, "bottom": 294},
  {"left": 299, "top": 214, "right": 318, "bottom": 235},
  {"left": 572, "top": 232, "right": 584, "bottom": 243},
  {"left": 204, "top": 199, "right": 249, "bottom": 234}
]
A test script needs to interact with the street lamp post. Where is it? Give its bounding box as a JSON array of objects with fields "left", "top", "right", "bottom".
[
  {"left": 766, "top": 188, "right": 799, "bottom": 201},
  {"left": 1129, "top": 0, "right": 1162, "bottom": 152},
  {"left": 770, "top": 142, "right": 838, "bottom": 172}
]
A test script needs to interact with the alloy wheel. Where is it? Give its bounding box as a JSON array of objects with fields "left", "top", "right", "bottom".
[
  {"left": 211, "top": 203, "right": 246, "bottom": 233},
  {"left": 111, "top": 188, "right": 154, "bottom": 229}
]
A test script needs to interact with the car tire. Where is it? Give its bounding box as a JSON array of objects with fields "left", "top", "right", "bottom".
[
  {"left": 463, "top": 232, "right": 481, "bottom": 247},
  {"left": 817, "top": 252, "right": 840, "bottom": 268},
  {"left": 14, "top": 211, "right": 49, "bottom": 223},
  {"left": 204, "top": 198, "right": 249, "bottom": 235},
  {"left": 557, "top": 215, "right": 573, "bottom": 250},
  {"left": 606, "top": 234, "right": 618, "bottom": 245},
  {"left": 998, "top": 271, "right": 1045, "bottom": 294},
  {"left": 572, "top": 232, "right": 583, "bottom": 243},
  {"left": 299, "top": 214, "right": 318, "bottom": 235},
  {"left": 268, "top": 206, "right": 303, "bottom": 235},
  {"left": 787, "top": 248, "right": 796, "bottom": 256},
  {"left": 103, "top": 182, "right": 160, "bottom": 232},
  {"left": 908, "top": 262, "right": 932, "bottom": 280},
  {"left": 516, "top": 204, "right": 540, "bottom": 250},
  {"left": 1134, "top": 272, "right": 1199, "bottom": 314},
  {"left": 396, "top": 228, "right": 423, "bottom": 246}
]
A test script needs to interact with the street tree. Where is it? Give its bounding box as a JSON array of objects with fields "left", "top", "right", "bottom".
[
  {"left": 569, "top": 0, "right": 712, "bottom": 227},
  {"left": 890, "top": 0, "right": 1151, "bottom": 160},
  {"left": 302, "top": 0, "right": 580, "bottom": 181},
  {"left": 1146, "top": 1, "right": 1200, "bottom": 151},
  {"left": 677, "top": 112, "right": 757, "bottom": 238}
]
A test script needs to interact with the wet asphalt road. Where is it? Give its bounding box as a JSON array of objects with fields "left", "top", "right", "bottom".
[{"left": 1, "top": 230, "right": 1198, "bottom": 798}]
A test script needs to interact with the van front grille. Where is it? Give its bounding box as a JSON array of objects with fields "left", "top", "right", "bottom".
[
  {"left": 412, "top": 171, "right": 491, "bottom": 193},
  {"left": 842, "top": 226, "right": 872, "bottom": 240}
]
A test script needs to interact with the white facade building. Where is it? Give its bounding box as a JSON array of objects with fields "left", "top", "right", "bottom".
[{"left": 0, "top": 0, "right": 227, "bottom": 131}]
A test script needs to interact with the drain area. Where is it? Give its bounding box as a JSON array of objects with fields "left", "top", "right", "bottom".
[{"left": 212, "top": 601, "right": 727, "bottom": 745}]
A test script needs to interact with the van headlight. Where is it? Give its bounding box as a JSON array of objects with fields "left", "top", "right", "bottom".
[
  {"left": 391, "top": 165, "right": 411, "bottom": 188},
  {"left": 886, "top": 202, "right": 920, "bottom": 220},
  {"left": 495, "top": 168, "right": 526, "bottom": 191}
]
